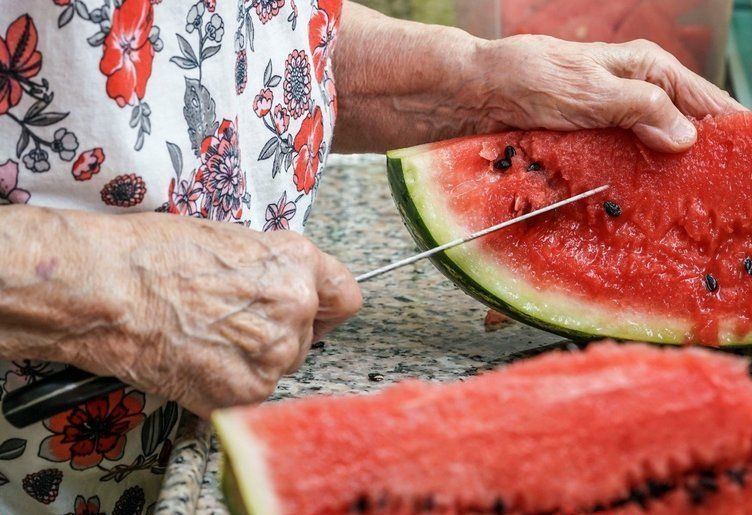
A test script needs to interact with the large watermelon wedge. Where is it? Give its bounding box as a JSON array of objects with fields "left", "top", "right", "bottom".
[
  {"left": 214, "top": 343, "right": 752, "bottom": 514},
  {"left": 387, "top": 113, "right": 752, "bottom": 346}
]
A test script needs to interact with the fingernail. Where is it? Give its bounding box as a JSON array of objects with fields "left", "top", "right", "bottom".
[{"left": 672, "top": 117, "right": 697, "bottom": 146}]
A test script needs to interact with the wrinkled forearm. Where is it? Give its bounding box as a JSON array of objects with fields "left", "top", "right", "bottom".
[
  {"left": 0, "top": 205, "right": 139, "bottom": 366},
  {"left": 332, "top": 1, "right": 484, "bottom": 153}
]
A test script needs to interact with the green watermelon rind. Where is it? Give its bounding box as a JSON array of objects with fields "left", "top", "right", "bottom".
[
  {"left": 213, "top": 410, "right": 281, "bottom": 515},
  {"left": 386, "top": 147, "right": 751, "bottom": 347}
]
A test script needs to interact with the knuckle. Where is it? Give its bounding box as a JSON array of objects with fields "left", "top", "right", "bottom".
[
  {"left": 643, "top": 86, "right": 669, "bottom": 111},
  {"left": 628, "top": 38, "right": 660, "bottom": 53},
  {"left": 282, "top": 231, "right": 317, "bottom": 257},
  {"left": 296, "top": 285, "right": 320, "bottom": 317},
  {"left": 273, "top": 338, "right": 302, "bottom": 368}
]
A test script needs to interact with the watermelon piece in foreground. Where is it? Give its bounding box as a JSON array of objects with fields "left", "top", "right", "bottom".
[
  {"left": 387, "top": 113, "right": 752, "bottom": 346},
  {"left": 214, "top": 343, "right": 752, "bottom": 514}
]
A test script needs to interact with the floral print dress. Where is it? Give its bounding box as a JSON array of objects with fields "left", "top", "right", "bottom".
[{"left": 0, "top": 0, "right": 340, "bottom": 512}]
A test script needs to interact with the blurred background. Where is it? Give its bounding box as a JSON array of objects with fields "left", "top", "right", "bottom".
[{"left": 353, "top": 0, "right": 752, "bottom": 105}]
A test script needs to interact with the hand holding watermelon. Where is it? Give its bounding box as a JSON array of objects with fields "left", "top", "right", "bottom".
[
  {"left": 458, "top": 35, "right": 746, "bottom": 152},
  {"left": 335, "top": 4, "right": 743, "bottom": 154}
]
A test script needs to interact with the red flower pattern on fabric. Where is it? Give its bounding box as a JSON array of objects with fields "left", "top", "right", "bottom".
[
  {"left": 39, "top": 389, "right": 146, "bottom": 470},
  {"left": 292, "top": 106, "right": 323, "bottom": 194},
  {"left": 256, "top": 0, "right": 285, "bottom": 23},
  {"left": 0, "top": 15, "right": 42, "bottom": 115},
  {"left": 199, "top": 119, "right": 246, "bottom": 221},
  {"left": 65, "top": 495, "right": 103, "bottom": 515},
  {"left": 323, "top": 74, "right": 337, "bottom": 121},
  {"left": 99, "top": 0, "right": 155, "bottom": 107},
  {"left": 309, "top": 0, "right": 341, "bottom": 82},
  {"left": 204, "top": 0, "right": 216, "bottom": 11},
  {"left": 71, "top": 148, "right": 105, "bottom": 181},
  {"left": 264, "top": 191, "right": 296, "bottom": 231},
  {"left": 273, "top": 104, "right": 290, "bottom": 134},
  {"left": 253, "top": 88, "right": 273, "bottom": 118},
  {"left": 0, "top": 160, "right": 30, "bottom": 204},
  {"left": 53, "top": 0, "right": 72, "bottom": 5},
  {"left": 168, "top": 176, "right": 204, "bottom": 216}
]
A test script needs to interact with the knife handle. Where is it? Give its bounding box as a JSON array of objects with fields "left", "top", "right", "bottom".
[{"left": 2, "top": 368, "right": 125, "bottom": 428}]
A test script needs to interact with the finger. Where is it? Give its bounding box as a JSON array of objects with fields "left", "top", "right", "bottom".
[
  {"left": 609, "top": 77, "right": 697, "bottom": 152},
  {"left": 288, "top": 324, "right": 315, "bottom": 374},
  {"left": 606, "top": 40, "right": 747, "bottom": 117},
  {"left": 315, "top": 251, "right": 363, "bottom": 322},
  {"left": 669, "top": 66, "right": 747, "bottom": 117},
  {"left": 312, "top": 318, "right": 339, "bottom": 344}
]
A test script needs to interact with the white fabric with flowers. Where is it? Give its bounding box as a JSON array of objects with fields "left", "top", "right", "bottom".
[{"left": 0, "top": 0, "right": 341, "bottom": 512}]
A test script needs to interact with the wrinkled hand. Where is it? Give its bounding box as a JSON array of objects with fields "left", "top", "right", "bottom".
[
  {"left": 72, "top": 214, "right": 361, "bottom": 418},
  {"left": 464, "top": 35, "right": 746, "bottom": 152}
]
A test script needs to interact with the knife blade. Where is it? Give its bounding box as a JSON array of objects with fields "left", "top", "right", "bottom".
[{"left": 356, "top": 184, "right": 609, "bottom": 282}]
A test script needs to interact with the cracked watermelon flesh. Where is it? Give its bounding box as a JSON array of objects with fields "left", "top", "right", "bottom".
[
  {"left": 213, "top": 343, "right": 752, "bottom": 514},
  {"left": 387, "top": 113, "right": 752, "bottom": 346}
]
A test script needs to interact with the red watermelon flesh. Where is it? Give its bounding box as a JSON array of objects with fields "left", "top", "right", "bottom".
[
  {"left": 389, "top": 113, "right": 752, "bottom": 346},
  {"left": 214, "top": 343, "right": 752, "bottom": 514}
]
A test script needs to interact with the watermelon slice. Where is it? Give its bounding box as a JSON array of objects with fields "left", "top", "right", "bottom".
[
  {"left": 387, "top": 113, "right": 752, "bottom": 346},
  {"left": 214, "top": 343, "right": 752, "bottom": 514}
]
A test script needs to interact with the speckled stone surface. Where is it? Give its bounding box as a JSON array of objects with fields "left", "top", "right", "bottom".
[{"left": 156, "top": 153, "right": 569, "bottom": 513}]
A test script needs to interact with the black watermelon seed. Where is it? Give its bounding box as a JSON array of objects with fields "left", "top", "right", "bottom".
[
  {"left": 420, "top": 495, "right": 435, "bottom": 511},
  {"left": 646, "top": 480, "right": 673, "bottom": 498},
  {"left": 628, "top": 488, "right": 648, "bottom": 509},
  {"left": 603, "top": 201, "right": 622, "bottom": 217},
  {"left": 686, "top": 484, "right": 706, "bottom": 506},
  {"left": 351, "top": 495, "right": 370, "bottom": 513},
  {"left": 698, "top": 471, "right": 718, "bottom": 492},
  {"left": 726, "top": 468, "right": 747, "bottom": 486},
  {"left": 610, "top": 496, "right": 630, "bottom": 508},
  {"left": 527, "top": 162, "right": 543, "bottom": 172},
  {"left": 744, "top": 257, "right": 752, "bottom": 276},
  {"left": 494, "top": 159, "right": 512, "bottom": 171},
  {"left": 504, "top": 146, "right": 516, "bottom": 159},
  {"left": 492, "top": 498, "right": 506, "bottom": 514},
  {"left": 311, "top": 341, "right": 325, "bottom": 350},
  {"left": 368, "top": 372, "right": 384, "bottom": 382},
  {"left": 705, "top": 274, "right": 719, "bottom": 293}
]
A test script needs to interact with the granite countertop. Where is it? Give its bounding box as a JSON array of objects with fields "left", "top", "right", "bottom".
[{"left": 153, "top": 154, "right": 568, "bottom": 514}]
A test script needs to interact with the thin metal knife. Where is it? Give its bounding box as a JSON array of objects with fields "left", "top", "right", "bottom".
[
  {"left": 1, "top": 185, "right": 608, "bottom": 428},
  {"left": 356, "top": 184, "right": 609, "bottom": 282}
]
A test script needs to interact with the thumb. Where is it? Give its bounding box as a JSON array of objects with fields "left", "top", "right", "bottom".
[
  {"left": 612, "top": 78, "right": 697, "bottom": 153},
  {"left": 313, "top": 251, "right": 362, "bottom": 340}
]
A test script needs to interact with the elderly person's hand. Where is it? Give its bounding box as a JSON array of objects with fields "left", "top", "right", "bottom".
[
  {"left": 464, "top": 35, "right": 745, "bottom": 152},
  {"left": 0, "top": 207, "right": 361, "bottom": 418},
  {"left": 333, "top": 2, "right": 745, "bottom": 154}
]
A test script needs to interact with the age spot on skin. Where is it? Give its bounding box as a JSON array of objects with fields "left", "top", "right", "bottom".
[{"left": 35, "top": 257, "right": 59, "bottom": 280}]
